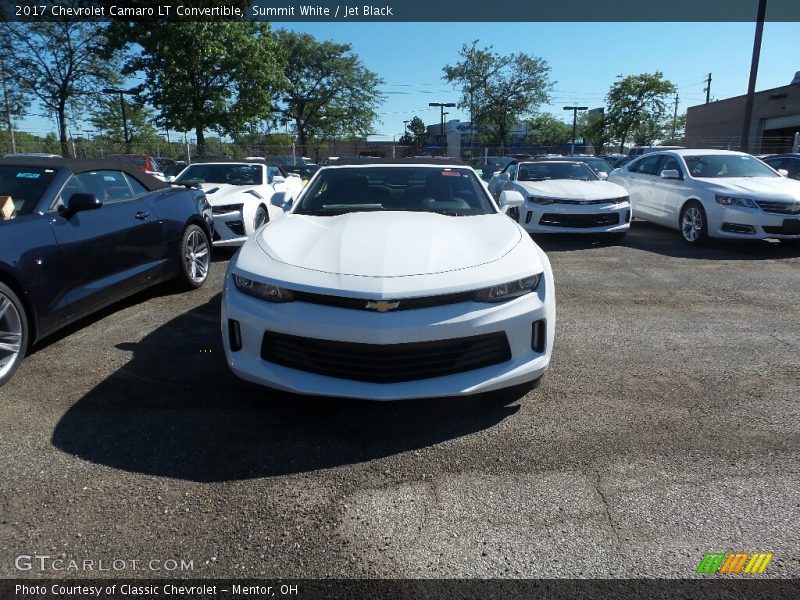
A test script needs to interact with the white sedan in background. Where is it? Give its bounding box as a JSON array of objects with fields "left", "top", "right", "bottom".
[
  {"left": 222, "top": 160, "right": 555, "bottom": 401},
  {"left": 489, "top": 160, "right": 631, "bottom": 239},
  {"left": 174, "top": 161, "right": 304, "bottom": 246},
  {"left": 608, "top": 149, "right": 800, "bottom": 244}
]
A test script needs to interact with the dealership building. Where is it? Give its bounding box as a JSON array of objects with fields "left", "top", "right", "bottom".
[{"left": 685, "top": 77, "right": 800, "bottom": 153}]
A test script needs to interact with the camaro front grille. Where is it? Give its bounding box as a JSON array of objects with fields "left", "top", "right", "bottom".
[
  {"left": 538, "top": 213, "right": 620, "bottom": 228},
  {"left": 260, "top": 331, "right": 512, "bottom": 383},
  {"left": 291, "top": 289, "right": 476, "bottom": 311},
  {"left": 756, "top": 200, "right": 800, "bottom": 215},
  {"left": 531, "top": 197, "right": 626, "bottom": 205}
]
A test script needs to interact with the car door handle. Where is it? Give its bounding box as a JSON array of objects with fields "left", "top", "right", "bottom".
[{"left": 135, "top": 212, "right": 150, "bottom": 220}]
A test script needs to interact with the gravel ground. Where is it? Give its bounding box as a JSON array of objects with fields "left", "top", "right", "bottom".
[{"left": 1, "top": 220, "right": 798, "bottom": 580}]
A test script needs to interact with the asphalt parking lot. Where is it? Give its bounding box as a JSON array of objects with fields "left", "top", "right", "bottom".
[{"left": 1, "top": 220, "right": 799, "bottom": 579}]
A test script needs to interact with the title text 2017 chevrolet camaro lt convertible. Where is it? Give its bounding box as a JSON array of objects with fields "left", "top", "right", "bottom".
[
  {"left": 222, "top": 160, "right": 555, "bottom": 401},
  {"left": 0, "top": 158, "right": 213, "bottom": 386}
]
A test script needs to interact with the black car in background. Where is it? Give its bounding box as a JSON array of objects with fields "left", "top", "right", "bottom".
[
  {"left": 0, "top": 158, "right": 214, "bottom": 386},
  {"left": 762, "top": 153, "right": 800, "bottom": 180}
]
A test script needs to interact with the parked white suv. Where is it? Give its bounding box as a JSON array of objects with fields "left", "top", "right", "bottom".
[{"left": 608, "top": 149, "right": 800, "bottom": 244}]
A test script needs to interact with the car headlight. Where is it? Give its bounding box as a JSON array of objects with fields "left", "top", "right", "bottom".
[
  {"left": 233, "top": 274, "right": 294, "bottom": 302},
  {"left": 474, "top": 274, "right": 542, "bottom": 302},
  {"left": 212, "top": 203, "right": 244, "bottom": 215},
  {"left": 529, "top": 196, "right": 554, "bottom": 205},
  {"left": 715, "top": 195, "right": 758, "bottom": 208}
]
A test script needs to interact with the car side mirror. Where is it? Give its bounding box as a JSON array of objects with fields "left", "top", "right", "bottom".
[
  {"left": 61, "top": 193, "right": 102, "bottom": 218},
  {"left": 270, "top": 191, "right": 292, "bottom": 212},
  {"left": 498, "top": 190, "right": 525, "bottom": 213},
  {"left": 777, "top": 168, "right": 789, "bottom": 177},
  {"left": 598, "top": 171, "right": 609, "bottom": 180},
  {"left": 660, "top": 169, "right": 681, "bottom": 180}
]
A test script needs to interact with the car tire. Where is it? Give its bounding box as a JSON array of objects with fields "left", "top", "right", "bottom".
[
  {"left": 0, "top": 283, "right": 28, "bottom": 387},
  {"left": 679, "top": 201, "right": 708, "bottom": 245},
  {"left": 254, "top": 205, "right": 269, "bottom": 230},
  {"left": 176, "top": 224, "right": 211, "bottom": 290}
]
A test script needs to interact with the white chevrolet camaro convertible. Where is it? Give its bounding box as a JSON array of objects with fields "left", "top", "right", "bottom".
[
  {"left": 222, "top": 160, "right": 555, "bottom": 401},
  {"left": 174, "top": 161, "right": 304, "bottom": 246},
  {"left": 488, "top": 160, "right": 631, "bottom": 238}
]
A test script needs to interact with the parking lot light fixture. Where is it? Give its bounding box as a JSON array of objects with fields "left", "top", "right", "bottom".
[
  {"left": 563, "top": 106, "right": 588, "bottom": 156},
  {"left": 429, "top": 102, "right": 456, "bottom": 156},
  {"left": 102, "top": 87, "right": 137, "bottom": 153}
]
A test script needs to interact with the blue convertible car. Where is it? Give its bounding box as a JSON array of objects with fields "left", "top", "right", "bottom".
[{"left": 0, "top": 158, "right": 214, "bottom": 386}]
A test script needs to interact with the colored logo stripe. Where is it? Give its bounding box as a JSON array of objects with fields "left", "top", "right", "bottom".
[
  {"left": 697, "top": 552, "right": 773, "bottom": 574},
  {"left": 744, "top": 553, "right": 774, "bottom": 574},
  {"left": 697, "top": 553, "right": 727, "bottom": 574}
]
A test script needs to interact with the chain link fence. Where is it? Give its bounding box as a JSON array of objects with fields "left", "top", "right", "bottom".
[{"left": 1, "top": 134, "right": 797, "bottom": 163}]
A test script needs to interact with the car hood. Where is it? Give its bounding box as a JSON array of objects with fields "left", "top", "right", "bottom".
[
  {"left": 196, "top": 183, "right": 267, "bottom": 205},
  {"left": 254, "top": 211, "right": 522, "bottom": 277},
  {"left": 517, "top": 179, "right": 628, "bottom": 200},
  {"left": 701, "top": 177, "right": 800, "bottom": 200}
]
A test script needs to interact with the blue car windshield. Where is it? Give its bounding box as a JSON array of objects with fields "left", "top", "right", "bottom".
[
  {"left": 0, "top": 166, "right": 57, "bottom": 217},
  {"left": 294, "top": 167, "right": 497, "bottom": 216},
  {"left": 685, "top": 155, "right": 778, "bottom": 178},
  {"left": 175, "top": 164, "right": 263, "bottom": 186}
]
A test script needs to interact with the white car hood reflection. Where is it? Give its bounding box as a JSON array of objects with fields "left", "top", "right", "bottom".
[
  {"left": 255, "top": 211, "right": 522, "bottom": 277},
  {"left": 518, "top": 179, "right": 628, "bottom": 200},
  {"left": 699, "top": 176, "right": 800, "bottom": 201}
]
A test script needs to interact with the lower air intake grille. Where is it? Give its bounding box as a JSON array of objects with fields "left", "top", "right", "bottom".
[
  {"left": 539, "top": 213, "right": 620, "bottom": 228},
  {"left": 261, "top": 331, "right": 512, "bottom": 383}
]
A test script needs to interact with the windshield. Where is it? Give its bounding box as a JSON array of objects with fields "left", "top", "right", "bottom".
[
  {"left": 518, "top": 162, "right": 598, "bottom": 182},
  {"left": 684, "top": 154, "right": 779, "bottom": 178},
  {"left": 0, "top": 166, "right": 57, "bottom": 217},
  {"left": 294, "top": 166, "right": 497, "bottom": 216},
  {"left": 175, "top": 164, "right": 263, "bottom": 186},
  {"left": 577, "top": 158, "right": 613, "bottom": 174}
]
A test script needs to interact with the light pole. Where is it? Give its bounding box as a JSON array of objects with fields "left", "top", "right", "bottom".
[
  {"left": 563, "top": 105, "right": 588, "bottom": 155},
  {"left": 102, "top": 87, "right": 136, "bottom": 153},
  {"left": 740, "top": 0, "right": 767, "bottom": 153},
  {"left": 429, "top": 102, "right": 456, "bottom": 156}
]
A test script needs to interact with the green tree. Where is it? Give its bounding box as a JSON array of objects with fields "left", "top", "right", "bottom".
[
  {"left": 604, "top": 72, "right": 676, "bottom": 153},
  {"left": 0, "top": 22, "right": 117, "bottom": 156},
  {"left": 274, "top": 30, "right": 384, "bottom": 156},
  {"left": 89, "top": 95, "right": 162, "bottom": 150},
  {"left": 578, "top": 111, "right": 613, "bottom": 155},
  {"left": 525, "top": 114, "right": 571, "bottom": 149},
  {"left": 111, "top": 22, "right": 285, "bottom": 156},
  {"left": 443, "top": 41, "right": 552, "bottom": 151},
  {"left": 399, "top": 116, "right": 427, "bottom": 155}
]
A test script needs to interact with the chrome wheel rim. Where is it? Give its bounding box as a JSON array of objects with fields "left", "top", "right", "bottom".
[
  {"left": 682, "top": 207, "right": 703, "bottom": 242},
  {"left": 254, "top": 208, "right": 268, "bottom": 229},
  {"left": 0, "top": 292, "right": 23, "bottom": 379},
  {"left": 184, "top": 230, "right": 210, "bottom": 283}
]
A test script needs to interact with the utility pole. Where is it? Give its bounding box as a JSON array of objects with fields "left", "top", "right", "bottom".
[
  {"left": 740, "top": 0, "right": 767, "bottom": 153},
  {"left": 704, "top": 73, "right": 712, "bottom": 104},
  {"left": 429, "top": 102, "right": 455, "bottom": 156},
  {"left": 563, "top": 105, "right": 588, "bottom": 155},
  {"left": 102, "top": 88, "right": 136, "bottom": 153},
  {"left": 0, "top": 58, "right": 16, "bottom": 154},
  {"left": 671, "top": 94, "right": 680, "bottom": 141}
]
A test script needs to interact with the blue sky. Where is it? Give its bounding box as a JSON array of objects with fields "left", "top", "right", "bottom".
[{"left": 17, "top": 21, "right": 800, "bottom": 140}]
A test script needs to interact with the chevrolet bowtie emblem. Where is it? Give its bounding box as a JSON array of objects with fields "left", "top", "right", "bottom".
[{"left": 365, "top": 300, "right": 400, "bottom": 312}]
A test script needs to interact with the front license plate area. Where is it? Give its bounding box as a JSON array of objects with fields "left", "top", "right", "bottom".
[{"left": 783, "top": 219, "right": 800, "bottom": 234}]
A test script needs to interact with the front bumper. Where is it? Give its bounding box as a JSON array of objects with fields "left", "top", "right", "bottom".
[
  {"left": 221, "top": 276, "right": 555, "bottom": 401},
  {"left": 211, "top": 210, "right": 247, "bottom": 246},
  {"left": 710, "top": 205, "right": 800, "bottom": 240},
  {"left": 519, "top": 201, "right": 631, "bottom": 234}
]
